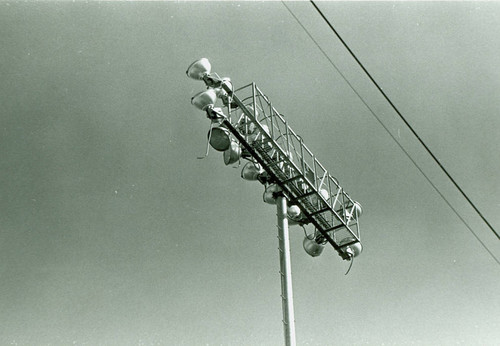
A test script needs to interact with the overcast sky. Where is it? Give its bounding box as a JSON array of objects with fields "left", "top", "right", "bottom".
[{"left": 1, "top": 1, "right": 499, "bottom": 345}]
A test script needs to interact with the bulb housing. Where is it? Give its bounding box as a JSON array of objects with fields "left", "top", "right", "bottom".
[
  {"left": 303, "top": 236, "right": 324, "bottom": 257},
  {"left": 241, "top": 162, "right": 263, "bottom": 181},
  {"left": 287, "top": 205, "right": 301, "bottom": 218},
  {"left": 208, "top": 126, "right": 231, "bottom": 151},
  {"left": 191, "top": 89, "right": 217, "bottom": 111},
  {"left": 288, "top": 205, "right": 306, "bottom": 226},
  {"left": 339, "top": 237, "right": 362, "bottom": 258},
  {"left": 186, "top": 58, "right": 211, "bottom": 80},
  {"left": 263, "top": 184, "right": 281, "bottom": 204},
  {"left": 223, "top": 141, "right": 241, "bottom": 165}
]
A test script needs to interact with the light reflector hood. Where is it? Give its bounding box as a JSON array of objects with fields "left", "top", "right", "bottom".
[
  {"left": 339, "top": 237, "right": 362, "bottom": 258},
  {"left": 241, "top": 162, "right": 262, "bottom": 181},
  {"left": 303, "top": 236, "right": 324, "bottom": 257},
  {"left": 186, "top": 58, "right": 211, "bottom": 80},
  {"left": 208, "top": 126, "right": 231, "bottom": 151},
  {"left": 191, "top": 89, "right": 217, "bottom": 111}
]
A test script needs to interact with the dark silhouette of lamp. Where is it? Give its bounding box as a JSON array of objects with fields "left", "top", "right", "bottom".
[
  {"left": 208, "top": 126, "right": 231, "bottom": 151},
  {"left": 263, "top": 184, "right": 281, "bottom": 204},
  {"left": 303, "top": 236, "right": 324, "bottom": 257}
]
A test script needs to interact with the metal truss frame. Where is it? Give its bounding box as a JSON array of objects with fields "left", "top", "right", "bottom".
[{"left": 219, "top": 82, "right": 361, "bottom": 260}]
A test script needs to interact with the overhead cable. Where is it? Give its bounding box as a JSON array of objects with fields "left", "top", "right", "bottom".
[
  {"left": 309, "top": 0, "right": 500, "bottom": 241},
  {"left": 281, "top": 1, "right": 500, "bottom": 265}
]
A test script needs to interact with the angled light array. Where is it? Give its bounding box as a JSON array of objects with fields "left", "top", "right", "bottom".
[{"left": 186, "top": 58, "right": 363, "bottom": 261}]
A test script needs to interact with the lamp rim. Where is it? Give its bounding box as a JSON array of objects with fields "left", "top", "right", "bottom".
[{"left": 186, "top": 58, "right": 211, "bottom": 80}]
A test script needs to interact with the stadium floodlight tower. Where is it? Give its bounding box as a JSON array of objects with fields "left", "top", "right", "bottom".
[{"left": 187, "top": 58, "right": 363, "bottom": 346}]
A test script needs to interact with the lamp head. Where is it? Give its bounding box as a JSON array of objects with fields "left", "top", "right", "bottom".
[
  {"left": 186, "top": 58, "right": 211, "bottom": 80},
  {"left": 339, "top": 237, "right": 362, "bottom": 259},
  {"left": 223, "top": 141, "right": 241, "bottom": 165},
  {"left": 352, "top": 201, "right": 363, "bottom": 218},
  {"left": 303, "top": 236, "right": 324, "bottom": 257},
  {"left": 287, "top": 205, "right": 301, "bottom": 218},
  {"left": 208, "top": 126, "right": 231, "bottom": 151},
  {"left": 263, "top": 184, "right": 281, "bottom": 204},
  {"left": 287, "top": 205, "right": 303, "bottom": 225},
  {"left": 191, "top": 89, "right": 217, "bottom": 111},
  {"left": 241, "top": 162, "right": 263, "bottom": 181}
]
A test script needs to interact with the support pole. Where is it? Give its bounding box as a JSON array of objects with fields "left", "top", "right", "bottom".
[{"left": 276, "top": 194, "right": 296, "bottom": 346}]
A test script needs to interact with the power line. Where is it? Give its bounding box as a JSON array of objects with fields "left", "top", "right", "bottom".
[
  {"left": 309, "top": 0, "right": 500, "bottom": 242},
  {"left": 280, "top": 1, "right": 500, "bottom": 265}
]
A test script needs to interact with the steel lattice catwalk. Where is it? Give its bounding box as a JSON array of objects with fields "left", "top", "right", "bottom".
[{"left": 218, "top": 82, "right": 362, "bottom": 260}]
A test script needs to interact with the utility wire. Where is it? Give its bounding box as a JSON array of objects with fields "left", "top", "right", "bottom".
[
  {"left": 309, "top": 0, "right": 500, "bottom": 241},
  {"left": 281, "top": 1, "right": 500, "bottom": 265}
]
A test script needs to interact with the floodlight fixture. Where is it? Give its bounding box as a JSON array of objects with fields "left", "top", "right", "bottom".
[
  {"left": 303, "top": 236, "right": 324, "bottom": 257},
  {"left": 208, "top": 126, "right": 231, "bottom": 151},
  {"left": 263, "top": 184, "right": 282, "bottom": 204},
  {"left": 353, "top": 202, "right": 363, "bottom": 217},
  {"left": 241, "top": 162, "right": 263, "bottom": 181},
  {"left": 186, "top": 58, "right": 223, "bottom": 88},
  {"left": 339, "top": 237, "right": 363, "bottom": 259},
  {"left": 287, "top": 205, "right": 306, "bottom": 226},
  {"left": 191, "top": 89, "right": 217, "bottom": 111},
  {"left": 186, "top": 58, "right": 211, "bottom": 80},
  {"left": 223, "top": 142, "right": 241, "bottom": 165},
  {"left": 287, "top": 205, "right": 301, "bottom": 218}
]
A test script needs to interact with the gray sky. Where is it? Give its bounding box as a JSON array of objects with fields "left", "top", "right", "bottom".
[{"left": 1, "top": 1, "right": 499, "bottom": 345}]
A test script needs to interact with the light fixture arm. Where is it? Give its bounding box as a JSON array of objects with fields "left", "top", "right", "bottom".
[{"left": 197, "top": 121, "right": 215, "bottom": 160}]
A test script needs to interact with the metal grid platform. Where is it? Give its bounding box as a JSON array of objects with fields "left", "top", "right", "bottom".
[{"left": 221, "top": 82, "right": 361, "bottom": 259}]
